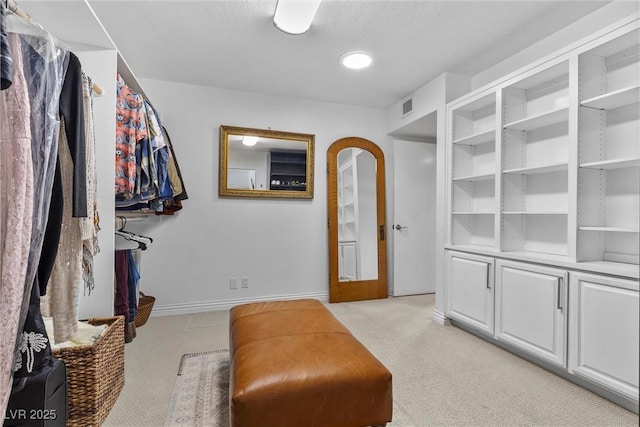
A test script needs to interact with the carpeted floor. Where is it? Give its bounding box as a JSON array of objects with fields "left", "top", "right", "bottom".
[{"left": 104, "top": 294, "right": 639, "bottom": 426}]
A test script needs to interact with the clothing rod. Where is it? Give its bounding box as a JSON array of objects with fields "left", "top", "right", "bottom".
[
  {"left": 6, "top": 0, "right": 31, "bottom": 22},
  {"left": 115, "top": 215, "right": 148, "bottom": 231}
]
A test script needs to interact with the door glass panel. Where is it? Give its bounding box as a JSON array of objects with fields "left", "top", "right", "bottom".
[{"left": 337, "top": 148, "right": 378, "bottom": 281}]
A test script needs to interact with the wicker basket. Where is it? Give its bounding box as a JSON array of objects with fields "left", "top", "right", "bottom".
[
  {"left": 52, "top": 316, "right": 125, "bottom": 427},
  {"left": 135, "top": 292, "right": 156, "bottom": 327}
]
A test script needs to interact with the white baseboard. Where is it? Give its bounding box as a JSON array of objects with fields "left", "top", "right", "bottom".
[
  {"left": 432, "top": 309, "right": 451, "bottom": 326},
  {"left": 151, "top": 291, "right": 330, "bottom": 317}
]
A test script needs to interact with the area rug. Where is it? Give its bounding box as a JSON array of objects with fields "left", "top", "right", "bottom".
[
  {"left": 164, "top": 350, "right": 414, "bottom": 427},
  {"left": 164, "top": 350, "right": 230, "bottom": 427}
]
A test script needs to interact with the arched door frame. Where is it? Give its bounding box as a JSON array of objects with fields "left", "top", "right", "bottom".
[{"left": 327, "top": 137, "right": 387, "bottom": 303}]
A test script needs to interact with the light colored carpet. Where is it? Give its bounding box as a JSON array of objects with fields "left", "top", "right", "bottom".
[{"left": 104, "top": 294, "right": 639, "bottom": 426}]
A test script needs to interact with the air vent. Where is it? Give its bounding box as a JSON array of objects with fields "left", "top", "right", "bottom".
[{"left": 402, "top": 98, "right": 413, "bottom": 116}]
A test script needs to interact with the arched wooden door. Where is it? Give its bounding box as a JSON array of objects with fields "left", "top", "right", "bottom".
[{"left": 327, "top": 137, "right": 387, "bottom": 303}]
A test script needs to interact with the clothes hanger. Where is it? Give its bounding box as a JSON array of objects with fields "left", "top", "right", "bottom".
[{"left": 115, "top": 230, "right": 148, "bottom": 251}]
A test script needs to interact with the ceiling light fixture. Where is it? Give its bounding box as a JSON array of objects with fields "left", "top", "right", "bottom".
[
  {"left": 242, "top": 136, "right": 258, "bottom": 147},
  {"left": 340, "top": 51, "right": 373, "bottom": 70},
  {"left": 273, "top": 0, "right": 322, "bottom": 35}
]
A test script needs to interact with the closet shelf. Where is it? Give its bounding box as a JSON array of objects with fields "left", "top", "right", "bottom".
[
  {"left": 452, "top": 129, "right": 495, "bottom": 146},
  {"left": 580, "top": 85, "right": 640, "bottom": 110},
  {"left": 115, "top": 211, "right": 151, "bottom": 220},
  {"left": 579, "top": 226, "right": 639, "bottom": 233},
  {"left": 503, "top": 162, "right": 568, "bottom": 175},
  {"left": 453, "top": 172, "right": 495, "bottom": 182},
  {"left": 503, "top": 211, "right": 568, "bottom": 215},
  {"left": 580, "top": 157, "right": 640, "bottom": 170},
  {"left": 452, "top": 211, "right": 494, "bottom": 215},
  {"left": 503, "top": 107, "right": 569, "bottom": 131}
]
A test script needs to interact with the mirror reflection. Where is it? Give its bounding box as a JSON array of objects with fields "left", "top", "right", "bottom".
[
  {"left": 337, "top": 148, "right": 378, "bottom": 281},
  {"left": 219, "top": 125, "right": 314, "bottom": 199}
]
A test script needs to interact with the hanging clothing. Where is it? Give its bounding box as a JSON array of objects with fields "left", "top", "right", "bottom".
[
  {"left": 2, "top": 16, "right": 70, "bottom": 408},
  {"left": 13, "top": 278, "right": 53, "bottom": 378},
  {"left": 157, "top": 126, "right": 188, "bottom": 215},
  {"left": 0, "top": 1, "right": 12, "bottom": 90},
  {"left": 114, "top": 79, "right": 187, "bottom": 214},
  {"left": 40, "top": 52, "right": 88, "bottom": 344},
  {"left": 126, "top": 249, "right": 140, "bottom": 326},
  {"left": 0, "top": 31, "right": 34, "bottom": 419},
  {"left": 1, "top": 12, "right": 99, "bottom": 418},
  {"left": 81, "top": 73, "right": 100, "bottom": 295},
  {"left": 114, "top": 248, "right": 142, "bottom": 343},
  {"left": 35, "top": 51, "right": 84, "bottom": 298},
  {"left": 114, "top": 250, "right": 130, "bottom": 341},
  {"left": 40, "top": 119, "right": 84, "bottom": 344},
  {"left": 115, "top": 74, "right": 147, "bottom": 196}
]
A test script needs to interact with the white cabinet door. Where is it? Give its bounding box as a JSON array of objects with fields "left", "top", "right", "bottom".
[
  {"left": 495, "top": 260, "right": 567, "bottom": 367},
  {"left": 446, "top": 251, "right": 494, "bottom": 335},
  {"left": 569, "top": 273, "right": 639, "bottom": 402}
]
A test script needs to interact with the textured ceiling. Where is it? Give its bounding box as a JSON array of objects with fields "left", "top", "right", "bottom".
[{"left": 28, "top": 0, "right": 615, "bottom": 109}]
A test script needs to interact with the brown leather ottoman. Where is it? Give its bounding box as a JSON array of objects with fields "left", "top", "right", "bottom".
[{"left": 229, "top": 299, "right": 392, "bottom": 427}]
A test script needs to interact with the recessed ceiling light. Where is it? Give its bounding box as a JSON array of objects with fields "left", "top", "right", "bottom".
[{"left": 340, "top": 51, "right": 373, "bottom": 70}]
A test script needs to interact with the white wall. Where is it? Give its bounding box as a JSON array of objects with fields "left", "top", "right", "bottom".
[{"left": 127, "top": 79, "right": 393, "bottom": 314}]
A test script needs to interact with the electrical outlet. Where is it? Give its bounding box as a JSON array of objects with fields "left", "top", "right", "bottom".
[
  {"left": 241, "top": 277, "right": 249, "bottom": 288},
  {"left": 230, "top": 278, "right": 238, "bottom": 290}
]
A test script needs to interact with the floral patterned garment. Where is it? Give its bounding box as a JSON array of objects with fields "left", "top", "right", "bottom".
[
  {"left": 0, "top": 32, "right": 34, "bottom": 417},
  {"left": 115, "top": 74, "right": 147, "bottom": 196}
]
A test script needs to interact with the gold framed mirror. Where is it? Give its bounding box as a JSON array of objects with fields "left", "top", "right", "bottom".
[
  {"left": 327, "top": 137, "right": 387, "bottom": 303},
  {"left": 219, "top": 125, "right": 315, "bottom": 199}
]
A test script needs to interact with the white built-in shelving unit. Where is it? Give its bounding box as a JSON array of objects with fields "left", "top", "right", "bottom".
[
  {"left": 445, "top": 15, "right": 639, "bottom": 413},
  {"left": 447, "top": 23, "right": 640, "bottom": 276},
  {"left": 501, "top": 60, "right": 571, "bottom": 258},
  {"left": 450, "top": 93, "right": 497, "bottom": 248},
  {"left": 577, "top": 27, "right": 640, "bottom": 268}
]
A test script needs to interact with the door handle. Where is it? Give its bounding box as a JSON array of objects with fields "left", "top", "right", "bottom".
[
  {"left": 394, "top": 224, "right": 408, "bottom": 231},
  {"left": 557, "top": 276, "right": 564, "bottom": 311},
  {"left": 486, "top": 263, "right": 491, "bottom": 289}
]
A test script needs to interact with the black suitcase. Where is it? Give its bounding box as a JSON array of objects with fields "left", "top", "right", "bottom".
[{"left": 4, "top": 359, "right": 68, "bottom": 427}]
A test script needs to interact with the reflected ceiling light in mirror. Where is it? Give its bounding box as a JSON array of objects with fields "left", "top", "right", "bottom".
[
  {"left": 340, "top": 51, "right": 373, "bottom": 70},
  {"left": 242, "top": 136, "right": 258, "bottom": 146},
  {"left": 273, "top": 0, "right": 321, "bottom": 35}
]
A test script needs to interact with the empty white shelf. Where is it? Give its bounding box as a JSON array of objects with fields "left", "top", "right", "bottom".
[
  {"left": 580, "top": 226, "right": 640, "bottom": 233},
  {"left": 453, "top": 129, "right": 495, "bottom": 146},
  {"left": 503, "top": 162, "right": 568, "bottom": 175},
  {"left": 503, "top": 211, "right": 568, "bottom": 215},
  {"left": 452, "top": 211, "right": 495, "bottom": 215},
  {"left": 453, "top": 172, "right": 495, "bottom": 182},
  {"left": 503, "top": 107, "right": 569, "bottom": 131},
  {"left": 580, "top": 85, "right": 640, "bottom": 110},
  {"left": 580, "top": 157, "right": 640, "bottom": 170}
]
